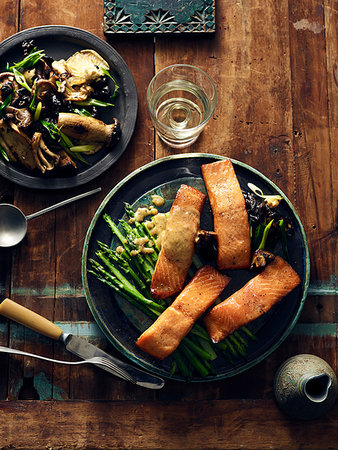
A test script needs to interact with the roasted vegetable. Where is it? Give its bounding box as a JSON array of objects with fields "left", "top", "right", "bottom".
[
  {"left": 31, "top": 132, "right": 60, "bottom": 173},
  {"left": 243, "top": 189, "right": 294, "bottom": 265},
  {"left": 57, "top": 113, "right": 120, "bottom": 152},
  {"left": 195, "top": 230, "right": 218, "bottom": 261},
  {"left": 0, "top": 119, "right": 35, "bottom": 170},
  {"left": 0, "top": 40, "right": 121, "bottom": 174},
  {"left": 250, "top": 249, "right": 275, "bottom": 269}
]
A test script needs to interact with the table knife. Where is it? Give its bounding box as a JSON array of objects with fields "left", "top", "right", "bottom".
[{"left": 0, "top": 298, "right": 164, "bottom": 390}]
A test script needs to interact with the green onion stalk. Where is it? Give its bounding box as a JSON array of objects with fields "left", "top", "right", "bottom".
[
  {"left": 0, "top": 93, "right": 13, "bottom": 118},
  {"left": 73, "top": 108, "right": 93, "bottom": 117},
  {"left": 0, "top": 144, "right": 9, "bottom": 162},
  {"left": 40, "top": 120, "right": 91, "bottom": 165},
  {"left": 74, "top": 99, "right": 115, "bottom": 108},
  {"left": 12, "top": 68, "right": 32, "bottom": 92},
  {"left": 258, "top": 219, "right": 274, "bottom": 250},
  {"left": 8, "top": 48, "right": 45, "bottom": 72},
  {"left": 101, "top": 67, "right": 119, "bottom": 99},
  {"left": 89, "top": 207, "right": 256, "bottom": 378}
]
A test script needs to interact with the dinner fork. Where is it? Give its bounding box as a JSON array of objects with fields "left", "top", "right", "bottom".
[{"left": 0, "top": 345, "right": 136, "bottom": 383}]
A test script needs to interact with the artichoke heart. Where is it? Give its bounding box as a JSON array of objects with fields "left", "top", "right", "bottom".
[{"left": 52, "top": 49, "right": 109, "bottom": 86}]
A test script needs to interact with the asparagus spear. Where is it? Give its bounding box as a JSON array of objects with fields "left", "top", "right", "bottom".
[
  {"left": 97, "top": 241, "right": 150, "bottom": 297},
  {"left": 89, "top": 211, "right": 256, "bottom": 377},
  {"left": 89, "top": 258, "right": 213, "bottom": 375},
  {"left": 103, "top": 214, "right": 153, "bottom": 284}
]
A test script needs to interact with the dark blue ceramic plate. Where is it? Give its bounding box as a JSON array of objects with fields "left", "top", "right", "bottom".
[
  {"left": 0, "top": 25, "right": 137, "bottom": 189},
  {"left": 82, "top": 154, "right": 310, "bottom": 382}
]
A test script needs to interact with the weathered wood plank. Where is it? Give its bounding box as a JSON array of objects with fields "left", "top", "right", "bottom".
[
  {"left": 154, "top": 0, "right": 294, "bottom": 197},
  {"left": 0, "top": 0, "right": 335, "bottom": 432},
  {"left": 0, "top": 0, "right": 19, "bottom": 42},
  {"left": 52, "top": 187, "right": 104, "bottom": 400},
  {"left": 1, "top": 320, "right": 335, "bottom": 401},
  {"left": 0, "top": 399, "right": 336, "bottom": 449},
  {"left": 8, "top": 190, "right": 57, "bottom": 400},
  {"left": 0, "top": 0, "right": 20, "bottom": 400},
  {"left": 288, "top": 0, "right": 336, "bottom": 325},
  {"left": 323, "top": 0, "right": 338, "bottom": 327},
  {"left": 19, "top": 0, "right": 105, "bottom": 38}
]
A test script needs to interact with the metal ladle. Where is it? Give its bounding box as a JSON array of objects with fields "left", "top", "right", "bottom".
[{"left": 0, "top": 187, "right": 102, "bottom": 248}]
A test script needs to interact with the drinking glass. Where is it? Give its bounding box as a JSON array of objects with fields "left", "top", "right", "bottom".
[{"left": 147, "top": 64, "right": 217, "bottom": 148}]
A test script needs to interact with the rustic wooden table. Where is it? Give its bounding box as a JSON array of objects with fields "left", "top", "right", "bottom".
[{"left": 0, "top": 1, "right": 336, "bottom": 448}]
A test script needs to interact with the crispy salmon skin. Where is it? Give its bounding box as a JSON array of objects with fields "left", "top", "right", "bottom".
[
  {"left": 150, "top": 184, "right": 206, "bottom": 299},
  {"left": 204, "top": 256, "right": 301, "bottom": 343},
  {"left": 137, "top": 265, "right": 230, "bottom": 360},
  {"left": 201, "top": 159, "right": 251, "bottom": 270}
]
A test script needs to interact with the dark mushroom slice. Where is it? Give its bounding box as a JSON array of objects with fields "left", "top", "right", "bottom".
[
  {"left": 22, "top": 68, "right": 36, "bottom": 86},
  {"left": 0, "top": 119, "right": 36, "bottom": 170},
  {"left": 0, "top": 133, "right": 16, "bottom": 161},
  {"left": 5, "top": 106, "right": 33, "bottom": 129},
  {"left": 37, "top": 147, "right": 54, "bottom": 171},
  {"left": 195, "top": 230, "right": 218, "bottom": 261},
  {"left": 31, "top": 132, "right": 60, "bottom": 173},
  {"left": 39, "top": 136, "right": 60, "bottom": 163},
  {"left": 31, "top": 132, "right": 46, "bottom": 173},
  {"left": 35, "top": 58, "right": 53, "bottom": 80},
  {"left": 62, "top": 84, "right": 94, "bottom": 102},
  {"left": 250, "top": 249, "right": 275, "bottom": 270},
  {"left": 57, "top": 113, "right": 121, "bottom": 149},
  {"left": 0, "top": 72, "right": 19, "bottom": 103},
  {"left": 33, "top": 79, "right": 57, "bottom": 102},
  {"left": 56, "top": 149, "right": 77, "bottom": 174}
]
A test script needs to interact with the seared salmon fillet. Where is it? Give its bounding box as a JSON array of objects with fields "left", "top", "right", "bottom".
[
  {"left": 201, "top": 159, "right": 251, "bottom": 270},
  {"left": 150, "top": 184, "right": 206, "bottom": 299},
  {"left": 204, "top": 256, "right": 301, "bottom": 343},
  {"left": 137, "top": 265, "right": 230, "bottom": 360}
]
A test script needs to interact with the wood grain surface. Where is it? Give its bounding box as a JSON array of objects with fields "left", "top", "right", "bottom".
[
  {"left": 0, "top": 399, "right": 337, "bottom": 449},
  {"left": 0, "top": 0, "right": 336, "bottom": 448}
]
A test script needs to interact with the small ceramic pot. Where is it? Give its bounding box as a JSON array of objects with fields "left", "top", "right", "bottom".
[{"left": 274, "top": 354, "right": 337, "bottom": 420}]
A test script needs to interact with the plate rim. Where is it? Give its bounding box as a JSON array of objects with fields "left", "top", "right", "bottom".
[
  {"left": 0, "top": 25, "right": 138, "bottom": 190},
  {"left": 82, "top": 153, "right": 310, "bottom": 382}
]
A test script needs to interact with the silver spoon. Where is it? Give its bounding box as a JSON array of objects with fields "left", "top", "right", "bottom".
[{"left": 0, "top": 187, "right": 102, "bottom": 248}]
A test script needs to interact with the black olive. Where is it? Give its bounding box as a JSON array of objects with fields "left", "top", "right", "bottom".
[
  {"left": 11, "top": 88, "right": 31, "bottom": 108},
  {"left": 1, "top": 82, "right": 13, "bottom": 99},
  {"left": 92, "top": 85, "right": 111, "bottom": 101},
  {"left": 93, "top": 76, "right": 109, "bottom": 90},
  {"left": 17, "top": 88, "right": 29, "bottom": 97},
  {"left": 43, "top": 55, "right": 54, "bottom": 67}
]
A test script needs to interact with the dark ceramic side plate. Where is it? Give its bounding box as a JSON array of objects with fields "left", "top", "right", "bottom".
[
  {"left": 0, "top": 25, "right": 138, "bottom": 190},
  {"left": 82, "top": 154, "right": 310, "bottom": 382}
]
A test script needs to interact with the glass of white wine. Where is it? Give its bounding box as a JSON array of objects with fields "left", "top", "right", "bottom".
[{"left": 147, "top": 64, "right": 217, "bottom": 148}]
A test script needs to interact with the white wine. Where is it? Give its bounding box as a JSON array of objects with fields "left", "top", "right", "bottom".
[
  {"left": 147, "top": 65, "right": 216, "bottom": 148},
  {"left": 155, "top": 79, "right": 209, "bottom": 126}
]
